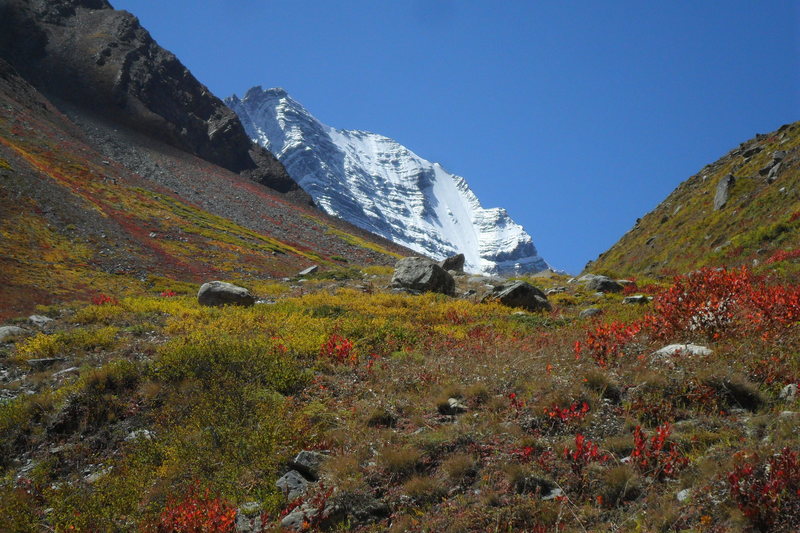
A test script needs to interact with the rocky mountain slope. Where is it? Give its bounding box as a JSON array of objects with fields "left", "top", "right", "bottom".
[
  {"left": 227, "top": 87, "right": 549, "bottom": 276},
  {"left": 0, "top": 1, "right": 412, "bottom": 319},
  {"left": 587, "top": 121, "right": 800, "bottom": 278}
]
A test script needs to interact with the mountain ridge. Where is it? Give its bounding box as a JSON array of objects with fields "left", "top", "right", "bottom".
[{"left": 226, "top": 87, "right": 550, "bottom": 276}]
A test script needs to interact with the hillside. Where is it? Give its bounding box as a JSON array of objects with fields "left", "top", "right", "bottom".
[{"left": 587, "top": 121, "right": 800, "bottom": 278}]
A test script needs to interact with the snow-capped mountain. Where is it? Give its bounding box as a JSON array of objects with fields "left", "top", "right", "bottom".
[{"left": 225, "top": 87, "right": 549, "bottom": 275}]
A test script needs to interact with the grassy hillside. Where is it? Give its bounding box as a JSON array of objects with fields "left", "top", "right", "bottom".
[
  {"left": 0, "top": 61, "right": 405, "bottom": 320},
  {"left": 587, "top": 122, "right": 800, "bottom": 279},
  {"left": 1, "top": 265, "right": 799, "bottom": 531}
]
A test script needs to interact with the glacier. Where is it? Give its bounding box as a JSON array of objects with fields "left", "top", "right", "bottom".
[{"left": 225, "top": 87, "right": 549, "bottom": 275}]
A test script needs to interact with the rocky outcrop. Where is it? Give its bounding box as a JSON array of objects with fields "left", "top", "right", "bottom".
[
  {"left": 197, "top": 281, "right": 255, "bottom": 307},
  {"left": 0, "top": 0, "right": 306, "bottom": 199},
  {"left": 390, "top": 257, "right": 455, "bottom": 296},
  {"left": 714, "top": 174, "right": 735, "bottom": 210}
]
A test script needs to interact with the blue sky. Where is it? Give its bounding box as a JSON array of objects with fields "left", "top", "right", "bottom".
[{"left": 112, "top": 0, "right": 799, "bottom": 274}]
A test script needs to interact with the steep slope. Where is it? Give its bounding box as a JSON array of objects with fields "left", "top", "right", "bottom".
[
  {"left": 226, "top": 87, "right": 549, "bottom": 276},
  {"left": 0, "top": 0, "right": 306, "bottom": 200},
  {"left": 587, "top": 121, "right": 800, "bottom": 278}
]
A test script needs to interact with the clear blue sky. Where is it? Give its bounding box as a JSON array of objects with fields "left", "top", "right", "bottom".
[{"left": 112, "top": 0, "right": 799, "bottom": 274}]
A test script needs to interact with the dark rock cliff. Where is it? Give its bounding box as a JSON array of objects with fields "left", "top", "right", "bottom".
[{"left": 0, "top": 0, "right": 307, "bottom": 199}]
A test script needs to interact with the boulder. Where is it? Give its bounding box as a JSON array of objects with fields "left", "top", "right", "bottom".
[
  {"left": 779, "top": 383, "right": 798, "bottom": 402},
  {"left": 586, "top": 276, "right": 624, "bottom": 293},
  {"left": 0, "top": 325, "right": 27, "bottom": 342},
  {"left": 236, "top": 502, "right": 264, "bottom": 533},
  {"left": 197, "top": 281, "right": 255, "bottom": 307},
  {"left": 276, "top": 470, "right": 310, "bottom": 500},
  {"left": 714, "top": 174, "right": 735, "bottom": 210},
  {"left": 483, "top": 281, "right": 551, "bottom": 312},
  {"left": 439, "top": 253, "right": 465, "bottom": 273},
  {"left": 27, "top": 357, "right": 67, "bottom": 370},
  {"left": 390, "top": 257, "right": 455, "bottom": 296}
]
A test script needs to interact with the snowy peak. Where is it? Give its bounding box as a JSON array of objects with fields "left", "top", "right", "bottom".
[{"left": 226, "top": 87, "right": 549, "bottom": 275}]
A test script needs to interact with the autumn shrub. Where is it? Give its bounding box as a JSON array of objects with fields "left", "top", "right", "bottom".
[
  {"left": 728, "top": 448, "right": 800, "bottom": 531},
  {"left": 630, "top": 423, "right": 687, "bottom": 479},
  {"left": 319, "top": 333, "right": 356, "bottom": 365},
  {"left": 379, "top": 445, "right": 423, "bottom": 477},
  {"left": 156, "top": 485, "right": 237, "bottom": 532},
  {"left": 402, "top": 476, "right": 446, "bottom": 503}
]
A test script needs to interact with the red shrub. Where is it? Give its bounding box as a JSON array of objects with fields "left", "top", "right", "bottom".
[
  {"left": 575, "top": 321, "right": 641, "bottom": 367},
  {"left": 564, "top": 434, "right": 609, "bottom": 474},
  {"left": 630, "top": 423, "right": 687, "bottom": 479},
  {"left": 545, "top": 402, "right": 590, "bottom": 425},
  {"left": 91, "top": 293, "right": 119, "bottom": 306},
  {"left": 157, "top": 486, "right": 236, "bottom": 533},
  {"left": 728, "top": 448, "right": 800, "bottom": 531},
  {"left": 319, "top": 333, "right": 356, "bottom": 365}
]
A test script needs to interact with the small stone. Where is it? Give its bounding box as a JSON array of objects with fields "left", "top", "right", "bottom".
[
  {"left": 28, "top": 315, "right": 54, "bottom": 328},
  {"left": 622, "top": 295, "right": 651, "bottom": 305},
  {"left": 653, "top": 344, "right": 712, "bottom": 358},
  {"left": 27, "top": 358, "right": 67, "bottom": 370},
  {"left": 0, "top": 326, "right": 27, "bottom": 342},
  {"left": 438, "top": 398, "right": 468, "bottom": 415},
  {"left": 281, "top": 502, "right": 325, "bottom": 530},
  {"left": 779, "top": 384, "right": 797, "bottom": 402},
  {"left": 579, "top": 308, "right": 602, "bottom": 318},
  {"left": 52, "top": 367, "right": 80, "bottom": 378},
  {"left": 125, "top": 429, "right": 154, "bottom": 442},
  {"left": 677, "top": 488, "right": 691, "bottom": 502},
  {"left": 298, "top": 265, "right": 319, "bottom": 277},
  {"left": 276, "top": 470, "right": 309, "bottom": 500},
  {"left": 236, "top": 502, "right": 263, "bottom": 533}
]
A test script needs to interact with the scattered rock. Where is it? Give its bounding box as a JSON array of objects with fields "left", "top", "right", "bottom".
[
  {"left": 197, "top": 281, "right": 255, "bottom": 307},
  {"left": 390, "top": 257, "right": 455, "bottom": 296},
  {"left": 439, "top": 253, "right": 465, "bottom": 273},
  {"left": 767, "top": 162, "right": 782, "bottom": 183},
  {"left": 291, "top": 450, "right": 326, "bottom": 481},
  {"left": 298, "top": 265, "right": 319, "bottom": 277},
  {"left": 779, "top": 383, "right": 798, "bottom": 402},
  {"left": 545, "top": 287, "right": 567, "bottom": 295},
  {"left": 714, "top": 174, "right": 735, "bottom": 210},
  {"left": 28, "top": 315, "right": 54, "bottom": 328},
  {"left": 52, "top": 367, "right": 80, "bottom": 378},
  {"left": 579, "top": 308, "right": 602, "bottom": 318},
  {"left": 653, "top": 344, "right": 712, "bottom": 358},
  {"left": 622, "top": 295, "right": 651, "bottom": 305},
  {"left": 281, "top": 501, "right": 323, "bottom": 530},
  {"left": 482, "top": 281, "right": 551, "bottom": 312},
  {"left": 676, "top": 488, "right": 691, "bottom": 502},
  {"left": 27, "top": 358, "right": 67, "bottom": 370},
  {"left": 124, "top": 429, "right": 154, "bottom": 442},
  {"left": 276, "top": 470, "right": 310, "bottom": 500},
  {"left": 586, "top": 276, "right": 624, "bottom": 293},
  {"left": 323, "top": 491, "right": 390, "bottom": 527},
  {"left": 236, "top": 502, "right": 264, "bottom": 533},
  {"left": 779, "top": 411, "right": 798, "bottom": 419},
  {"left": 0, "top": 325, "right": 27, "bottom": 342},
  {"left": 514, "top": 475, "right": 558, "bottom": 498},
  {"left": 742, "top": 146, "right": 762, "bottom": 158},
  {"left": 438, "top": 398, "right": 468, "bottom": 416}
]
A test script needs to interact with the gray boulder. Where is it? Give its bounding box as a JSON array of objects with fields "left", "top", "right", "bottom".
[
  {"left": 298, "top": 265, "right": 319, "bottom": 277},
  {"left": 391, "top": 257, "right": 455, "bottom": 296},
  {"left": 714, "top": 174, "right": 735, "bottom": 210},
  {"left": 438, "top": 398, "right": 468, "bottom": 415},
  {"left": 653, "top": 344, "right": 712, "bottom": 358},
  {"left": 197, "top": 281, "right": 255, "bottom": 307},
  {"left": 483, "top": 281, "right": 551, "bottom": 312},
  {"left": 291, "top": 450, "right": 326, "bottom": 481},
  {"left": 586, "top": 276, "right": 624, "bottom": 293},
  {"left": 439, "top": 253, "right": 465, "bottom": 273},
  {"left": 579, "top": 308, "right": 603, "bottom": 318},
  {"left": 0, "top": 326, "right": 27, "bottom": 342},
  {"left": 236, "top": 502, "right": 263, "bottom": 533},
  {"left": 276, "top": 470, "right": 310, "bottom": 500},
  {"left": 28, "top": 315, "right": 54, "bottom": 328}
]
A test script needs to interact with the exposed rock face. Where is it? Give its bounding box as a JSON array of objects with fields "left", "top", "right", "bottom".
[
  {"left": 483, "top": 281, "right": 551, "bottom": 312},
  {"left": 0, "top": 325, "right": 27, "bottom": 341},
  {"left": 391, "top": 257, "right": 455, "bottom": 296},
  {"left": 197, "top": 281, "right": 255, "bottom": 307},
  {"left": 0, "top": 0, "right": 305, "bottom": 198},
  {"left": 226, "top": 87, "right": 550, "bottom": 275},
  {"left": 714, "top": 174, "right": 736, "bottom": 210}
]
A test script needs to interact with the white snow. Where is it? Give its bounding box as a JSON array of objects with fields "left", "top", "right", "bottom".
[{"left": 226, "top": 87, "right": 549, "bottom": 275}]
